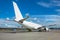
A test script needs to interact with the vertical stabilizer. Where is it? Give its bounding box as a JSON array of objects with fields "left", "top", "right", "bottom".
[{"left": 13, "top": 1, "right": 23, "bottom": 21}]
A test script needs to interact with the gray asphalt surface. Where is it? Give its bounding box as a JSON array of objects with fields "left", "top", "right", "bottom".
[{"left": 0, "top": 31, "right": 60, "bottom": 40}]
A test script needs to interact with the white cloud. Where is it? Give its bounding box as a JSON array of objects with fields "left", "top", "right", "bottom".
[
  {"left": 46, "top": 15, "right": 60, "bottom": 27},
  {"left": 37, "top": 2, "right": 51, "bottom": 8},
  {"left": 52, "top": 0, "right": 60, "bottom": 6},
  {"left": 37, "top": 0, "right": 60, "bottom": 8},
  {"left": 6, "top": 17, "right": 10, "bottom": 20},
  {"left": 55, "top": 9, "right": 60, "bottom": 15},
  {"left": 25, "top": 13, "right": 29, "bottom": 16},
  {"left": 37, "top": 20, "right": 40, "bottom": 22},
  {"left": 29, "top": 15, "right": 60, "bottom": 26},
  {"left": 11, "top": 16, "right": 16, "bottom": 20},
  {"left": 0, "top": 15, "right": 60, "bottom": 28},
  {"left": 55, "top": 9, "right": 60, "bottom": 12},
  {"left": 0, "top": 19, "right": 21, "bottom": 28},
  {"left": 33, "top": 17, "right": 37, "bottom": 20}
]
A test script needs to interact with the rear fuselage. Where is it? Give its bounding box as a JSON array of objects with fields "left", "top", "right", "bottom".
[{"left": 18, "top": 21, "right": 42, "bottom": 29}]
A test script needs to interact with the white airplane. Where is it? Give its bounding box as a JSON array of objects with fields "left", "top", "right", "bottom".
[{"left": 13, "top": 1, "right": 49, "bottom": 32}]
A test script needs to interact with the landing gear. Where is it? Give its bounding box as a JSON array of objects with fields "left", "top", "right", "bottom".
[
  {"left": 27, "top": 28, "right": 32, "bottom": 32},
  {"left": 38, "top": 30, "right": 42, "bottom": 32},
  {"left": 38, "top": 29, "right": 45, "bottom": 32},
  {"left": 38, "top": 27, "right": 47, "bottom": 32}
]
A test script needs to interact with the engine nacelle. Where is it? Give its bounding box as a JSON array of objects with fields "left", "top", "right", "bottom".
[{"left": 38, "top": 27, "right": 49, "bottom": 32}]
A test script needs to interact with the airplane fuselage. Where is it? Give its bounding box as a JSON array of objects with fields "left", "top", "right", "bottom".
[
  {"left": 13, "top": 1, "right": 49, "bottom": 32},
  {"left": 19, "top": 21, "right": 42, "bottom": 29}
]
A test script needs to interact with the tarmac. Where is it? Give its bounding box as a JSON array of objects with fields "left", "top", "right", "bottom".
[{"left": 0, "top": 30, "right": 60, "bottom": 40}]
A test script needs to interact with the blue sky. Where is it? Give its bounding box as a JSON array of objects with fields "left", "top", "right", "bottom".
[
  {"left": 0, "top": 0, "right": 60, "bottom": 18},
  {"left": 0, "top": 0, "right": 60, "bottom": 28}
]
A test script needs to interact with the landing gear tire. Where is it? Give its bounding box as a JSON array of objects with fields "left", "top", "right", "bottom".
[
  {"left": 38, "top": 29, "right": 46, "bottom": 32},
  {"left": 27, "top": 29, "right": 32, "bottom": 32},
  {"left": 38, "top": 30, "right": 42, "bottom": 32}
]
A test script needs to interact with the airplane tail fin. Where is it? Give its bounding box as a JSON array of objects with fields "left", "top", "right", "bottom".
[{"left": 13, "top": 1, "right": 23, "bottom": 21}]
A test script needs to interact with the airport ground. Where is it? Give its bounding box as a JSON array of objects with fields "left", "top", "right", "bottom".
[{"left": 0, "top": 30, "right": 60, "bottom": 40}]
